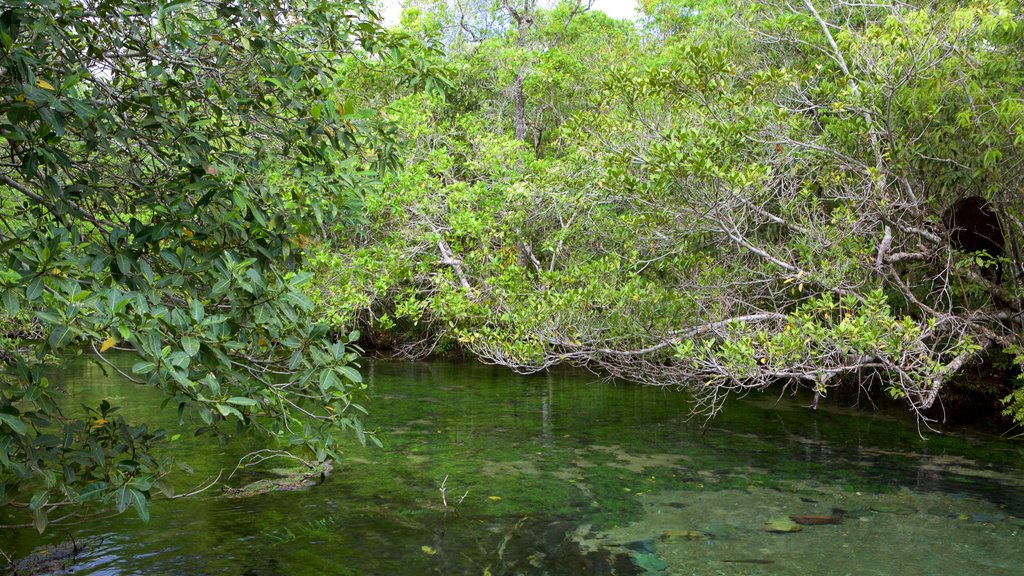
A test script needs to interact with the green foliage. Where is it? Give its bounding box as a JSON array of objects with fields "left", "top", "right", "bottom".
[
  {"left": 307, "top": 0, "right": 1024, "bottom": 429},
  {"left": 0, "top": 0, "right": 425, "bottom": 530},
  {"left": 1001, "top": 346, "right": 1024, "bottom": 425}
]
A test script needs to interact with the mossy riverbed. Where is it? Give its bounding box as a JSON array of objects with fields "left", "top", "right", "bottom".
[{"left": 2, "top": 358, "right": 1022, "bottom": 575}]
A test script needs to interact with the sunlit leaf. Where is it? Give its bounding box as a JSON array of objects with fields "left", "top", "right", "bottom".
[{"left": 100, "top": 336, "right": 117, "bottom": 352}]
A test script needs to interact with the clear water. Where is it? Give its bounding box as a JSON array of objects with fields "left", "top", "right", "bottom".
[{"left": 2, "top": 356, "right": 1023, "bottom": 575}]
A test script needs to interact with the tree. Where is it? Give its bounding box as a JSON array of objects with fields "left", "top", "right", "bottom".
[
  {"left": 0, "top": 0, "right": 400, "bottom": 531},
  {"left": 308, "top": 0, "right": 639, "bottom": 355},
  {"left": 318, "top": 0, "right": 1024, "bottom": 427},
  {"left": 400, "top": 0, "right": 597, "bottom": 153},
  {"left": 468, "top": 0, "right": 1024, "bottom": 422}
]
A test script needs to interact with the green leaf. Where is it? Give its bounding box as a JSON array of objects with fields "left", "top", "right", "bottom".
[
  {"left": 130, "top": 488, "right": 150, "bottom": 522},
  {"left": 115, "top": 253, "right": 133, "bottom": 274},
  {"left": 211, "top": 277, "right": 230, "bottom": 295},
  {"left": 2, "top": 290, "right": 19, "bottom": 314},
  {"left": 78, "top": 482, "right": 108, "bottom": 502},
  {"left": 319, "top": 369, "right": 339, "bottom": 391},
  {"left": 116, "top": 484, "right": 131, "bottom": 513},
  {"left": 30, "top": 490, "right": 48, "bottom": 511},
  {"left": 226, "top": 396, "right": 259, "bottom": 406},
  {"left": 215, "top": 403, "right": 244, "bottom": 420},
  {"left": 132, "top": 361, "right": 156, "bottom": 375},
  {"left": 0, "top": 412, "right": 27, "bottom": 435},
  {"left": 182, "top": 336, "right": 200, "bottom": 357},
  {"left": 154, "top": 480, "right": 174, "bottom": 498},
  {"left": 48, "top": 325, "right": 74, "bottom": 349},
  {"left": 32, "top": 507, "right": 47, "bottom": 534},
  {"left": 35, "top": 309, "right": 61, "bottom": 324},
  {"left": 26, "top": 276, "right": 44, "bottom": 300},
  {"left": 337, "top": 365, "right": 362, "bottom": 384},
  {"left": 190, "top": 299, "right": 205, "bottom": 322},
  {"left": 197, "top": 405, "right": 213, "bottom": 425}
]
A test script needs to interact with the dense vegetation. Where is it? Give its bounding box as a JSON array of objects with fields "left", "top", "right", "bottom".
[
  {"left": 317, "top": 0, "right": 1024, "bottom": 421},
  {"left": 2, "top": 0, "right": 1023, "bottom": 532}
]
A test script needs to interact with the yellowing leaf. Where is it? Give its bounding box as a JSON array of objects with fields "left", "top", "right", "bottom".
[
  {"left": 100, "top": 336, "right": 117, "bottom": 352},
  {"left": 90, "top": 418, "right": 108, "bottom": 431},
  {"left": 36, "top": 79, "right": 55, "bottom": 90},
  {"left": 421, "top": 545, "right": 437, "bottom": 555},
  {"left": 488, "top": 495, "right": 502, "bottom": 501}
]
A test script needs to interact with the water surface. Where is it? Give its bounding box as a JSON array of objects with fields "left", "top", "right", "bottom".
[{"left": 2, "top": 357, "right": 1022, "bottom": 575}]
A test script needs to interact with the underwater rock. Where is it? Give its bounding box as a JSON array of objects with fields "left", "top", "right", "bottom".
[
  {"left": 624, "top": 539, "right": 656, "bottom": 554},
  {"left": 223, "top": 460, "right": 333, "bottom": 498},
  {"left": 763, "top": 517, "right": 803, "bottom": 533},
  {"left": 632, "top": 551, "right": 669, "bottom": 574},
  {"left": 12, "top": 538, "right": 94, "bottom": 575}
]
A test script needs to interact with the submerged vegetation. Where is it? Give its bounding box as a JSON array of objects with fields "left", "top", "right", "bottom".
[{"left": 2, "top": 0, "right": 1024, "bottom": 537}]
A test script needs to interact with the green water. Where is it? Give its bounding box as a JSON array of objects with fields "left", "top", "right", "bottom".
[{"left": 3, "top": 356, "right": 1024, "bottom": 575}]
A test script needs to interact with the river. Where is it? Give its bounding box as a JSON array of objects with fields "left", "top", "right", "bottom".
[{"left": 2, "top": 355, "right": 1023, "bottom": 575}]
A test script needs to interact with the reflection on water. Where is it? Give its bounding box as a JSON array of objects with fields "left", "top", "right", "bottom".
[{"left": 2, "top": 357, "right": 1023, "bottom": 575}]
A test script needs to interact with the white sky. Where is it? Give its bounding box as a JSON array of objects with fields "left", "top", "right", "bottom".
[{"left": 378, "top": 1, "right": 640, "bottom": 26}]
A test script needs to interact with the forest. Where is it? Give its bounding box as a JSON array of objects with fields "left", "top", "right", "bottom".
[{"left": 2, "top": 0, "right": 1024, "bottom": 538}]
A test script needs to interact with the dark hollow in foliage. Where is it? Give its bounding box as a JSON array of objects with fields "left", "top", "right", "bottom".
[{"left": 943, "top": 196, "right": 1005, "bottom": 284}]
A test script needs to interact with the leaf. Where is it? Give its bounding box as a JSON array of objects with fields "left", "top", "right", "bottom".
[
  {"left": 116, "top": 484, "right": 131, "bottom": 513},
  {"left": 35, "top": 309, "right": 61, "bottom": 324},
  {"left": 77, "top": 482, "right": 108, "bottom": 502},
  {"left": 115, "top": 253, "right": 133, "bottom": 275},
  {"left": 29, "top": 490, "right": 48, "bottom": 511},
  {"left": 182, "top": 336, "right": 200, "bottom": 357},
  {"left": 32, "top": 507, "right": 47, "bottom": 533},
  {"left": 198, "top": 405, "right": 213, "bottom": 425},
  {"left": 130, "top": 488, "right": 150, "bottom": 522},
  {"left": 48, "top": 326, "right": 74, "bottom": 349},
  {"left": 226, "top": 396, "right": 259, "bottom": 406},
  {"left": 215, "top": 403, "right": 244, "bottom": 420},
  {"left": 2, "top": 290, "right": 18, "bottom": 314},
  {"left": 211, "top": 278, "right": 230, "bottom": 295},
  {"left": 132, "top": 361, "right": 156, "bottom": 375},
  {"left": 35, "top": 79, "right": 54, "bottom": 90},
  {"left": 337, "top": 365, "right": 362, "bottom": 384},
  {"left": 421, "top": 546, "right": 437, "bottom": 555},
  {"left": 0, "top": 412, "right": 27, "bottom": 435},
  {"left": 25, "top": 276, "right": 44, "bottom": 300},
  {"left": 764, "top": 517, "right": 802, "bottom": 533},
  {"left": 190, "top": 299, "right": 205, "bottom": 322},
  {"left": 319, "top": 369, "right": 339, "bottom": 391},
  {"left": 154, "top": 480, "right": 174, "bottom": 498},
  {"left": 100, "top": 336, "right": 117, "bottom": 352}
]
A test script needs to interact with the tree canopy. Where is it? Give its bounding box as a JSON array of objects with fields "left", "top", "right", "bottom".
[
  {"left": 0, "top": 0, "right": 411, "bottom": 530},
  {"left": 314, "top": 0, "right": 1024, "bottom": 423}
]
